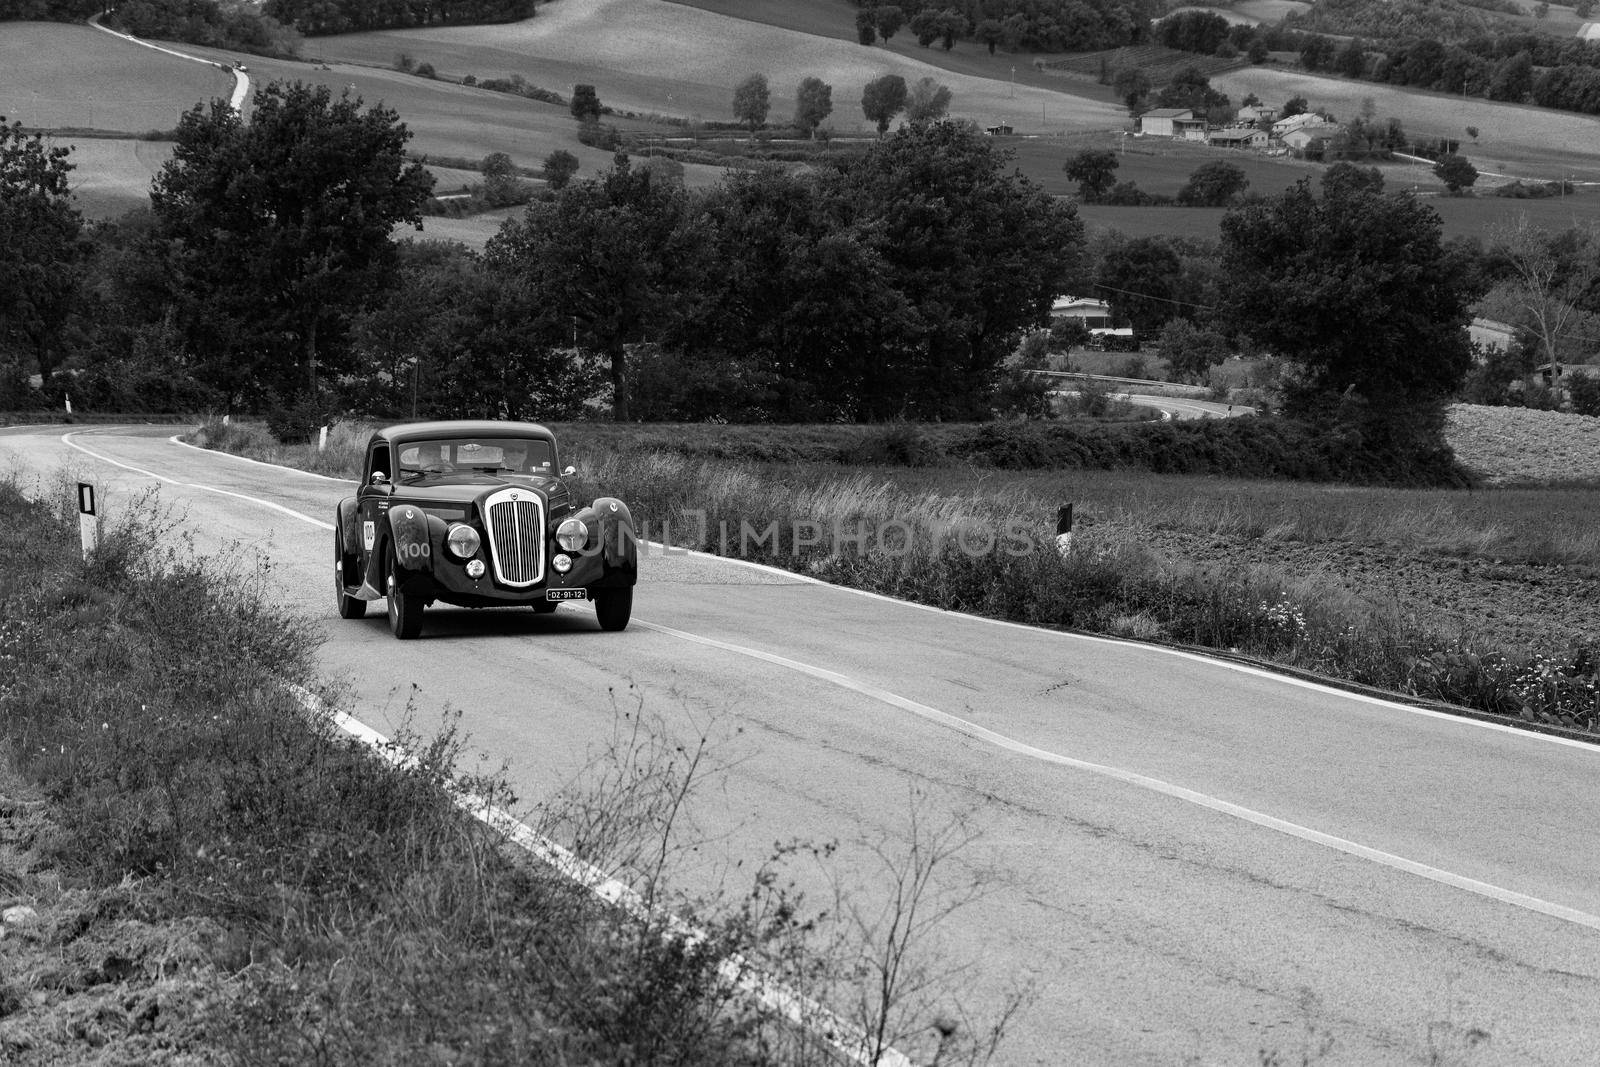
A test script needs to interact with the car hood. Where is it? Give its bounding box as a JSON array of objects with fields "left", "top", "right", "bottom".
[{"left": 391, "top": 475, "right": 570, "bottom": 513}]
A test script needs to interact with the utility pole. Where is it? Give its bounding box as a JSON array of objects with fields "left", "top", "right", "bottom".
[{"left": 1010, "top": 65, "right": 1015, "bottom": 99}]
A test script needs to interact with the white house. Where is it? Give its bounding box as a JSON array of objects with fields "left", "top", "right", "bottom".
[
  {"left": 1271, "top": 112, "right": 1327, "bottom": 138},
  {"left": 1138, "top": 108, "right": 1192, "bottom": 137},
  {"left": 1469, "top": 317, "right": 1516, "bottom": 357},
  {"left": 1050, "top": 295, "right": 1114, "bottom": 330},
  {"left": 1280, "top": 123, "right": 1340, "bottom": 154}
]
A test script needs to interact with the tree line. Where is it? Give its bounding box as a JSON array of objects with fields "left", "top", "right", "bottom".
[
  {"left": 0, "top": 89, "right": 1082, "bottom": 426},
  {"left": 850, "top": 0, "right": 1156, "bottom": 54},
  {"left": 10, "top": 82, "right": 1588, "bottom": 455}
]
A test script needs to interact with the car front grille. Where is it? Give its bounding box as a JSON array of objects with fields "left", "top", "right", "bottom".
[{"left": 483, "top": 489, "right": 545, "bottom": 587}]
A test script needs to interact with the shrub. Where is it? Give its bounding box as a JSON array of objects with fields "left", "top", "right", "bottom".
[
  {"left": 461, "top": 73, "right": 477, "bottom": 86},
  {"left": 1569, "top": 371, "right": 1600, "bottom": 417},
  {"left": 414, "top": 62, "right": 437, "bottom": 79},
  {"left": 577, "top": 120, "right": 620, "bottom": 150}
]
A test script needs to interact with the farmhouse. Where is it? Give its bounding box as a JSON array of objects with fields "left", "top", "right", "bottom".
[
  {"left": 1280, "top": 123, "right": 1340, "bottom": 154},
  {"left": 1209, "top": 126, "right": 1268, "bottom": 149},
  {"left": 1051, "top": 295, "right": 1114, "bottom": 329},
  {"left": 1138, "top": 108, "right": 1192, "bottom": 137},
  {"left": 1238, "top": 103, "right": 1277, "bottom": 124},
  {"left": 1271, "top": 112, "right": 1329, "bottom": 138},
  {"left": 1469, "top": 317, "right": 1516, "bottom": 356}
]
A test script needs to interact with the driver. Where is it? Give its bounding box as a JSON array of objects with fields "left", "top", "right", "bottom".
[{"left": 414, "top": 442, "right": 452, "bottom": 472}]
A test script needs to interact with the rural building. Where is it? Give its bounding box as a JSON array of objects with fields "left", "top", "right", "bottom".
[
  {"left": 1208, "top": 126, "right": 1268, "bottom": 149},
  {"left": 1271, "top": 112, "right": 1327, "bottom": 138},
  {"left": 1051, "top": 295, "right": 1114, "bottom": 329},
  {"left": 1175, "top": 116, "right": 1210, "bottom": 142},
  {"left": 1469, "top": 317, "right": 1516, "bottom": 356},
  {"left": 1138, "top": 108, "right": 1192, "bottom": 137},
  {"left": 985, "top": 123, "right": 1014, "bottom": 136},
  {"left": 1238, "top": 104, "right": 1278, "bottom": 124},
  {"left": 1280, "top": 124, "right": 1340, "bottom": 154}
]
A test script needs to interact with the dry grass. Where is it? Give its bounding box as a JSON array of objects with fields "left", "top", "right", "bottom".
[{"left": 1446, "top": 402, "right": 1600, "bottom": 486}]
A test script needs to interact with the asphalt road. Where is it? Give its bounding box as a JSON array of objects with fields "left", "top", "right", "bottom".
[{"left": 5, "top": 424, "right": 1599, "bottom": 1066}]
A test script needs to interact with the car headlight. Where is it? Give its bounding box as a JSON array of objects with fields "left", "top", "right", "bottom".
[
  {"left": 446, "top": 524, "right": 481, "bottom": 560},
  {"left": 556, "top": 518, "right": 588, "bottom": 552}
]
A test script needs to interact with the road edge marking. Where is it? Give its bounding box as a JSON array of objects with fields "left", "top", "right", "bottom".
[
  {"left": 291, "top": 685, "right": 915, "bottom": 1067},
  {"left": 636, "top": 621, "right": 1600, "bottom": 933}
]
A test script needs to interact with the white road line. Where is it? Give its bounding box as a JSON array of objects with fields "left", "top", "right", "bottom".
[
  {"left": 168, "top": 434, "right": 357, "bottom": 483},
  {"left": 641, "top": 542, "right": 1600, "bottom": 754},
  {"left": 635, "top": 620, "right": 1600, "bottom": 933},
  {"left": 68, "top": 431, "right": 1600, "bottom": 753},
  {"left": 55, "top": 430, "right": 1600, "bottom": 930},
  {"left": 62, "top": 432, "right": 334, "bottom": 530}
]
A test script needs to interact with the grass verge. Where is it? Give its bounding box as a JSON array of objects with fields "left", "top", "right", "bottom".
[{"left": 3, "top": 477, "right": 1017, "bottom": 1064}]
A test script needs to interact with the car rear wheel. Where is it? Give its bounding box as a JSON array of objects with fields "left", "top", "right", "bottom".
[
  {"left": 387, "top": 551, "right": 423, "bottom": 639},
  {"left": 594, "top": 588, "right": 632, "bottom": 632},
  {"left": 335, "top": 530, "right": 365, "bottom": 619}
]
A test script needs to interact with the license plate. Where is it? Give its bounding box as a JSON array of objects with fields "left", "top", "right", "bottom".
[{"left": 546, "top": 589, "right": 588, "bottom": 601}]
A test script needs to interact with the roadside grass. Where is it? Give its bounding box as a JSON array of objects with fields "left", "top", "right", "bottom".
[
  {"left": 4, "top": 478, "right": 980, "bottom": 1065},
  {"left": 192, "top": 419, "right": 1600, "bottom": 734}
]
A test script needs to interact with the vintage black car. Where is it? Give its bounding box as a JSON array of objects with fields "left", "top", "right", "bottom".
[{"left": 334, "top": 421, "right": 638, "bottom": 638}]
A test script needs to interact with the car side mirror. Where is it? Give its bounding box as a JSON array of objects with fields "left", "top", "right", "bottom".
[
  {"left": 371, "top": 472, "right": 389, "bottom": 485},
  {"left": 562, "top": 465, "right": 576, "bottom": 477}
]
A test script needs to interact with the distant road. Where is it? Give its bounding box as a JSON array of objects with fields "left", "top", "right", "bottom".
[{"left": 87, "top": 14, "right": 249, "bottom": 110}]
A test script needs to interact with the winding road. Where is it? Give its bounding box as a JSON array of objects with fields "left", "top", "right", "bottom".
[{"left": 4, "top": 423, "right": 1599, "bottom": 1066}]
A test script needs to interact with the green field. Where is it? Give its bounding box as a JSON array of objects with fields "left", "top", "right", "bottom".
[{"left": 0, "top": 21, "right": 228, "bottom": 131}]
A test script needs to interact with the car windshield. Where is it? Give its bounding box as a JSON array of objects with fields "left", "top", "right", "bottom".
[{"left": 397, "top": 438, "right": 555, "bottom": 479}]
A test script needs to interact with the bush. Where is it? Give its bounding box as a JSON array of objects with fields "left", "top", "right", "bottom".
[
  {"left": 414, "top": 62, "right": 436, "bottom": 79},
  {"left": 1569, "top": 371, "right": 1600, "bottom": 417},
  {"left": 577, "top": 120, "right": 621, "bottom": 150}
]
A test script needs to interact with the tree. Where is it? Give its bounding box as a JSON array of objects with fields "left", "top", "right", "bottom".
[
  {"left": 1095, "top": 236, "right": 1183, "bottom": 333},
  {"left": 1063, "top": 149, "right": 1119, "bottom": 202},
  {"left": 937, "top": 7, "right": 963, "bottom": 50},
  {"left": 1434, "top": 154, "right": 1478, "bottom": 194},
  {"left": 1466, "top": 125, "right": 1480, "bottom": 141},
  {"left": 976, "top": 18, "right": 1003, "bottom": 54},
  {"left": 541, "top": 149, "right": 580, "bottom": 189},
  {"left": 485, "top": 154, "right": 694, "bottom": 421},
  {"left": 1578, "top": 0, "right": 1595, "bottom": 18},
  {"left": 732, "top": 73, "right": 771, "bottom": 133},
  {"left": 1247, "top": 38, "right": 1268, "bottom": 64},
  {"left": 793, "top": 76, "right": 834, "bottom": 137},
  {"left": 0, "top": 116, "right": 83, "bottom": 392},
  {"left": 150, "top": 83, "right": 433, "bottom": 408},
  {"left": 1220, "top": 180, "right": 1474, "bottom": 414},
  {"left": 1321, "top": 161, "right": 1384, "bottom": 199},
  {"left": 1156, "top": 66, "right": 1230, "bottom": 120},
  {"left": 1176, "top": 160, "right": 1249, "bottom": 206},
  {"left": 909, "top": 9, "right": 939, "bottom": 45},
  {"left": 570, "top": 83, "right": 602, "bottom": 121},
  {"left": 861, "top": 74, "right": 908, "bottom": 134},
  {"left": 828, "top": 121, "right": 1084, "bottom": 419},
  {"left": 1488, "top": 51, "right": 1533, "bottom": 102},
  {"left": 1337, "top": 38, "right": 1367, "bottom": 78},
  {"left": 875, "top": 5, "right": 905, "bottom": 41},
  {"left": 1487, "top": 215, "right": 1600, "bottom": 406},
  {"left": 1282, "top": 95, "right": 1308, "bottom": 118},
  {"left": 904, "top": 77, "right": 952, "bottom": 123},
  {"left": 1159, "top": 318, "right": 1229, "bottom": 383},
  {"left": 1112, "top": 67, "right": 1152, "bottom": 113},
  {"left": 1535, "top": 1, "right": 1550, "bottom": 17},
  {"left": 855, "top": 9, "right": 877, "bottom": 45}
]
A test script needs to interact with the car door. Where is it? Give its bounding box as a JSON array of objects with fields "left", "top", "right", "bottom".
[{"left": 355, "top": 442, "right": 393, "bottom": 586}]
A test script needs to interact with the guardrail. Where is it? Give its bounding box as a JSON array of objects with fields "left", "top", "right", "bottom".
[{"left": 1030, "top": 370, "right": 1212, "bottom": 399}]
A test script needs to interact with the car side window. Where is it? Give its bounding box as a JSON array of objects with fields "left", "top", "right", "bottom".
[{"left": 369, "top": 445, "right": 391, "bottom": 484}]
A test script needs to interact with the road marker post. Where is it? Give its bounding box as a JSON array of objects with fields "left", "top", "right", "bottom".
[
  {"left": 76, "top": 482, "right": 99, "bottom": 560},
  {"left": 318, "top": 425, "right": 328, "bottom": 452}
]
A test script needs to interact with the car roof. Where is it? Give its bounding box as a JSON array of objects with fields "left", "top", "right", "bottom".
[{"left": 370, "top": 420, "right": 557, "bottom": 446}]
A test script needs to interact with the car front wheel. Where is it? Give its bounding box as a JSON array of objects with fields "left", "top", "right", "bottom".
[
  {"left": 594, "top": 588, "right": 632, "bottom": 632},
  {"left": 387, "top": 552, "right": 423, "bottom": 639},
  {"left": 335, "top": 530, "right": 365, "bottom": 620}
]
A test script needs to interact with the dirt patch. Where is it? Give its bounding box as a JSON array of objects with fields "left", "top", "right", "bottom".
[
  {"left": 0, "top": 760, "right": 234, "bottom": 1065},
  {"left": 1446, "top": 402, "right": 1600, "bottom": 486},
  {"left": 1137, "top": 523, "right": 1600, "bottom": 654}
]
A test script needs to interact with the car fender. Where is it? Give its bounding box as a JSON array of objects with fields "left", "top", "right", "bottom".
[
  {"left": 589, "top": 497, "right": 636, "bottom": 570},
  {"left": 336, "top": 497, "right": 360, "bottom": 557},
  {"left": 387, "top": 504, "right": 447, "bottom": 572}
]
